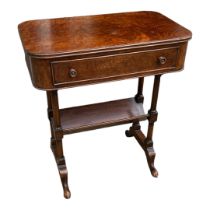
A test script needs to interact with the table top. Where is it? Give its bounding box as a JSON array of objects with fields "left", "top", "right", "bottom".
[{"left": 18, "top": 11, "right": 191, "bottom": 57}]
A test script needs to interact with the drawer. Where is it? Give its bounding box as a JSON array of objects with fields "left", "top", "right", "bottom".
[{"left": 51, "top": 47, "right": 179, "bottom": 87}]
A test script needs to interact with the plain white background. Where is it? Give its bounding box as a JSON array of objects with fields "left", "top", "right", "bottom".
[{"left": 0, "top": 0, "right": 209, "bottom": 209}]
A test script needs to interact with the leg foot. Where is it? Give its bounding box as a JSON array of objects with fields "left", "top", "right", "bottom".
[
  {"left": 145, "top": 146, "right": 158, "bottom": 177},
  {"left": 47, "top": 91, "right": 71, "bottom": 198},
  {"left": 125, "top": 75, "right": 160, "bottom": 178},
  {"left": 64, "top": 190, "right": 71, "bottom": 199},
  {"left": 58, "top": 163, "right": 71, "bottom": 199},
  {"left": 51, "top": 139, "right": 71, "bottom": 199},
  {"left": 126, "top": 123, "right": 158, "bottom": 178}
]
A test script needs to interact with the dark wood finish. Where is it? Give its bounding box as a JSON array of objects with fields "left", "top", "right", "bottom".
[
  {"left": 47, "top": 91, "right": 71, "bottom": 198},
  {"left": 18, "top": 11, "right": 191, "bottom": 90},
  {"left": 60, "top": 98, "right": 147, "bottom": 134},
  {"left": 18, "top": 11, "right": 191, "bottom": 199},
  {"left": 126, "top": 75, "right": 161, "bottom": 177},
  {"left": 135, "top": 77, "right": 144, "bottom": 103},
  {"left": 18, "top": 11, "right": 191, "bottom": 57},
  {"left": 51, "top": 47, "right": 178, "bottom": 87}
]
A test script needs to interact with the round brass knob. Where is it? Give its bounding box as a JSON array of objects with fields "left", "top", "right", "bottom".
[
  {"left": 69, "top": 68, "right": 77, "bottom": 78},
  {"left": 159, "top": 56, "right": 167, "bottom": 65}
]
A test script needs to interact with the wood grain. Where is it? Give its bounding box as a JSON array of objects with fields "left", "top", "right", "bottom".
[
  {"left": 18, "top": 11, "right": 191, "bottom": 90},
  {"left": 51, "top": 47, "right": 178, "bottom": 87},
  {"left": 18, "top": 11, "right": 191, "bottom": 57},
  {"left": 18, "top": 11, "right": 192, "bottom": 198},
  {"left": 60, "top": 98, "right": 147, "bottom": 134}
]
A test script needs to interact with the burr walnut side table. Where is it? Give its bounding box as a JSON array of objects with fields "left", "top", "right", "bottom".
[{"left": 18, "top": 11, "right": 192, "bottom": 199}]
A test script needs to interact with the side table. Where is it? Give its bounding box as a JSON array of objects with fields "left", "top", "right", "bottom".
[{"left": 18, "top": 11, "right": 192, "bottom": 198}]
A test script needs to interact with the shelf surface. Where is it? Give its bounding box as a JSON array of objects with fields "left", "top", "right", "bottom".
[{"left": 60, "top": 98, "right": 147, "bottom": 134}]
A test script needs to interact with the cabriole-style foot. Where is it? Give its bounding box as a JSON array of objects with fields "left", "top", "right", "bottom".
[
  {"left": 145, "top": 146, "right": 158, "bottom": 177},
  {"left": 57, "top": 161, "right": 71, "bottom": 199},
  {"left": 51, "top": 139, "right": 71, "bottom": 199}
]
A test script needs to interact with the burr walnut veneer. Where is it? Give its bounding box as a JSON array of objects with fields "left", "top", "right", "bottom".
[{"left": 18, "top": 11, "right": 191, "bottom": 198}]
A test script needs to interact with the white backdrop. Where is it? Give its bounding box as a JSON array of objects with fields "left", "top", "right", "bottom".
[{"left": 0, "top": 0, "right": 209, "bottom": 209}]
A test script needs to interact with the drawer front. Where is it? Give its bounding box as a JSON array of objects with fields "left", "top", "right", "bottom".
[{"left": 51, "top": 47, "right": 179, "bottom": 87}]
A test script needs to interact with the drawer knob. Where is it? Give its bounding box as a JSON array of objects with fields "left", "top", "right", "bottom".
[
  {"left": 69, "top": 68, "right": 77, "bottom": 78},
  {"left": 159, "top": 56, "right": 167, "bottom": 65}
]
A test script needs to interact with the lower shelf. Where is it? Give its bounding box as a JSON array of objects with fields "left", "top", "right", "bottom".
[{"left": 60, "top": 98, "right": 147, "bottom": 134}]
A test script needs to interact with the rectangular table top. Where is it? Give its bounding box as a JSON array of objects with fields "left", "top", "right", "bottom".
[{"left": 18, "top": 11, "right": 191, "bottom": 57}]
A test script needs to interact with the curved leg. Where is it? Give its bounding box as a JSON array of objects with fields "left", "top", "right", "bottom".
[
  {"left": 145, "top": 146, "right": 158, "bottom": 177},
  {"left": 59, "top": 164, "right": 71, "bottom": 199},
  {"left": 51, "top": 138, "right": 71, "bottom": 199},
  {"left": 143, "top": 75, "right": 161, "bottom": 177},
  {"left": 125, "top": 75, "right": 161, "bottom": 178},
  {"left": 126, "top": 122, "right": 158, "bottom": 177},
  {"left": 47, "top": 91, "right": 71, "bottom": 199}
]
